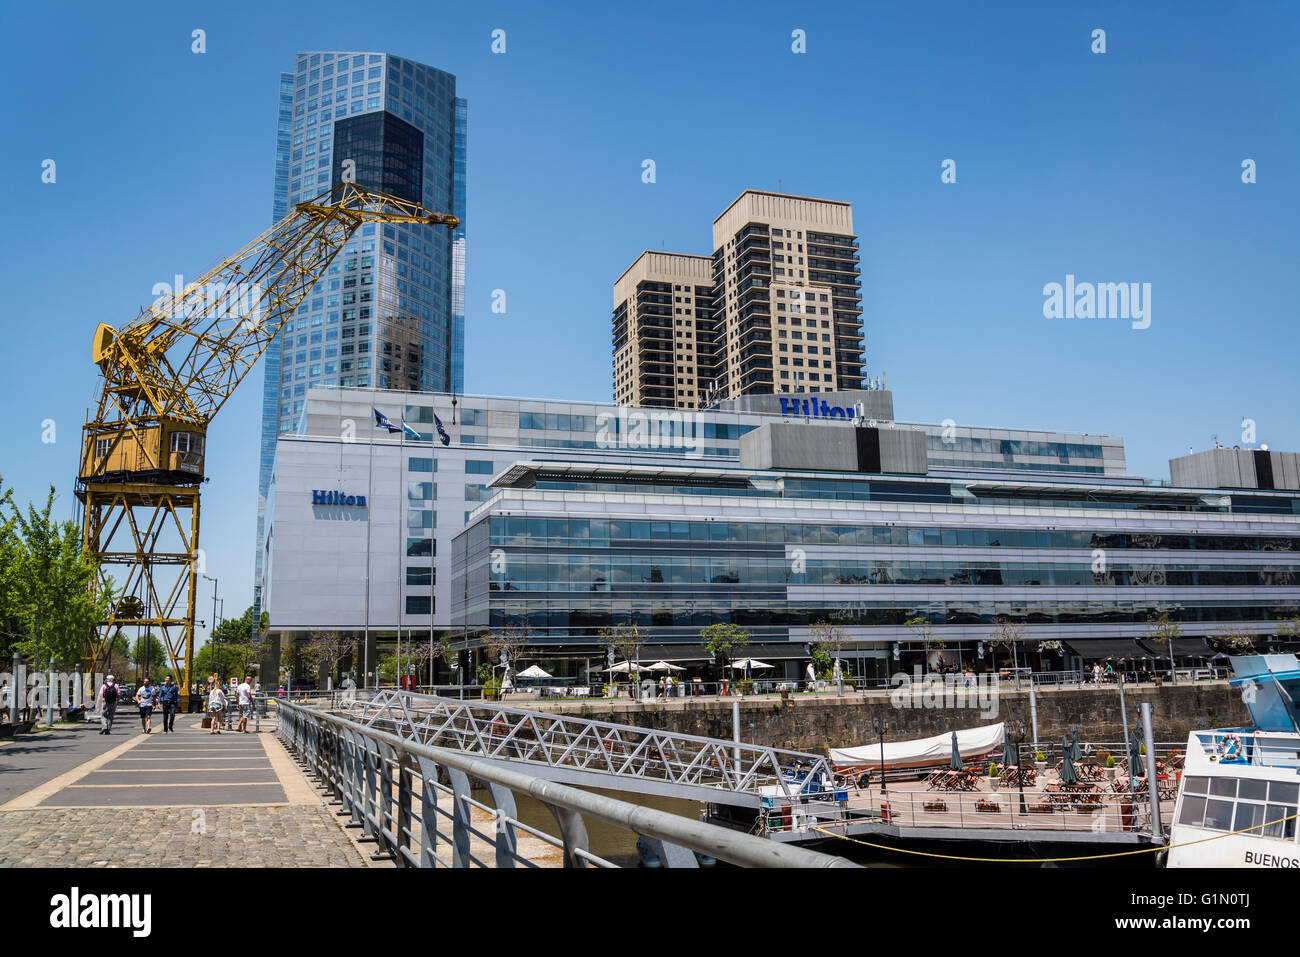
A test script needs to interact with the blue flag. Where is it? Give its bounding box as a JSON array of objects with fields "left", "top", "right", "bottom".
[
  {"left": 399, "top": 418, "right": 421, "bottom": 440},
  {"left": 433, "top": 413, "right": 450, "bottom": 447},
  {"left": 373, "top": 408, "right": 401, "bottom": 433}
]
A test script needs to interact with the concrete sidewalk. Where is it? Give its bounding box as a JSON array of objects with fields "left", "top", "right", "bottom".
[{"left": 0, "top": 717, "right": 378, "bottom": 867}]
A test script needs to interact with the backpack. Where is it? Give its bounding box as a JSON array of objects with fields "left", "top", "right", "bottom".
[{"left": 103, "top": 684, "right": 118, "bottom": 707}]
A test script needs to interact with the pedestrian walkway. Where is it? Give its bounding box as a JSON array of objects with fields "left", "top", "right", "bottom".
[{"left": 0, "top": 714, "right": 379, "bottom": 867}]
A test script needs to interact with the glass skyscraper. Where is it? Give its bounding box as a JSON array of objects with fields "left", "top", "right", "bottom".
[{"left": 255, "top": 51, "right": 467, "bottom": 622}]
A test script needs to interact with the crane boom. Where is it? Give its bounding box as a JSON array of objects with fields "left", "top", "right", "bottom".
[{"left": 78, "top": 183, "right": 458, "bottom": 700}]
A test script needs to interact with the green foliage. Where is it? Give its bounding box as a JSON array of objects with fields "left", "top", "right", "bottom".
[
  {"left": 808, "top": 642, "right": 832, "bottom": 679},
  {"left": 376, "top": 653, "right": 398, "bottom": 684},
  {"left": 989, "top": 763, "right": 998, "bottom": 777},
  {"left": 1105, "top": 754, "right": 1116, "bottom": 768},
  {"left": 1035, "top": 750, "right": 1046, "bottom": 763},
  {"left": 699, "top": 622, "right": 750, "bottom": 666},
  {"left": 0, "top": 479, "right": 113, "bottom": 668},
  {"left": 1139, "top": 741, "right": 1146, "bottom": 755},
  {"left": 475, "top": 661, "right": 495, "bottom": 685},
  {"left": 129, "top": 633, "right": 168, "bottom": 683},
  {"left": 738, "top": 679, "right": 755, "bottom": 695}
]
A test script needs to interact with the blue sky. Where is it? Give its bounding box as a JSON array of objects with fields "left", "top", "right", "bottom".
[{"left": 1, "top": 0, "right": 1297, "bottom": 643}]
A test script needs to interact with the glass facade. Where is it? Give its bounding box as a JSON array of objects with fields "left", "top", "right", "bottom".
[
  {"left": 452, "top": 471, "right": 1300, "bottom": 650},
  {"left": 255, "top": 51, "right": 466, "bottom": 619}
]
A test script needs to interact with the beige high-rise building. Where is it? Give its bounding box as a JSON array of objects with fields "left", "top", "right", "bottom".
[
  {"left": 611, "top": 251, "right": 716, "bottom": 409},
  {"left": 611, "top": 190, "right": 863, "bottom": 409}
]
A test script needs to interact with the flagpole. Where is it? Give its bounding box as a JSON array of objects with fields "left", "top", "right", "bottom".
[
  {"left": 364, "top": 388, "right": 375, "bottom": 689},
  {"left": 398, "top": 411, "right": 404, "bottom": 690}
]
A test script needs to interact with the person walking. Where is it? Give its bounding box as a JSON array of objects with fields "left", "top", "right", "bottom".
[
  {"left": 236, "top": 675, "right": 254, "bottom": 733},
  {"left": 97, "top": 674, "right": 120, "bottom": 735},
  {"left": 134, "top": 677, "right": 157, "bottom": 734},
  {"left": 157, "top": 675, "right": 180, "bottom": 732},
  {"left": 207, "top": 682, "right": 227, "bottom": 734}
]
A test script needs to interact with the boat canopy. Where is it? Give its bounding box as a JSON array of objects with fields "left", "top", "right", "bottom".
[
  {"left": 829, "top": 722, "right": 1006, "bottom": 770},
  {"left": 1229, "top": 654, "right": 1300, "bottom": 733}
]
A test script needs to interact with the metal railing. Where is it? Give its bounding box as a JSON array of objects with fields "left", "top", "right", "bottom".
[
  {"left": 336, "top": 690, "right": 836, "bottom": 806},
  {"left": 277, "top": 698, "right": 857, "bottom": 868},
  {"left": 763, "top": 785, "right": 1165, "bottom": 837}
]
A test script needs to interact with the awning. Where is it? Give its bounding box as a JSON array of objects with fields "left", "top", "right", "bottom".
[
  {"left": 1137, "top": 637, "right": 1211, "bottom": 658},
  {"left": 1063, "top": 639, "right": 1149, "bottom": 660},
  {"left": 616, "top": 642, "right": 810, "bottom": 663}
]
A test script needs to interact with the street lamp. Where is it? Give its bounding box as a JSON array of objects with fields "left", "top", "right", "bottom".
[
  {"left": 203, "top": 574, "right": 219, "bottom": 686},
  {"left": 872, "top": 715, "right": 888, "bottom": 796},
  {"left": 1011, "top": 719, "right": 1028, "bottom": 816}
]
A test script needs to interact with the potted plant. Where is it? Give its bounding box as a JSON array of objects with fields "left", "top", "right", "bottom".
[
  {"left": 988, "top": 762, "right": 1000, "bottom": 790},
  {"left": 1034, "top": 749, "right": 1047, "bottom": 771},
  {"left": 1104, "top": 754, "right": 1117, "bottom": 779}
]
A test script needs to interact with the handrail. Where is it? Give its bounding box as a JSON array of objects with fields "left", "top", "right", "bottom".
[{"left": 278, "top": 698, "right": 857, "bottom": 868}]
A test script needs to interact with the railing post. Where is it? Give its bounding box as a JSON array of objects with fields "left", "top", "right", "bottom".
[
  {"left": 396, "top": 749, "right": 413, "bottom": 867},
  {"left": 446, "top": 767, "right": 474, "bottom": 867},
  {"left": 414, "top": 755, "right": 441, "bottom": 868},
  {"left": 484, "top": 782, "right": 520, "bottom": 868},
  {"left": 543, "top": 802, "right": 591, "bottom": 869}
]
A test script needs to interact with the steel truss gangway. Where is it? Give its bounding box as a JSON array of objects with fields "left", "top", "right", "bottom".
[{"left": 334, "top": 690, "right": 835, "bottom": 809}]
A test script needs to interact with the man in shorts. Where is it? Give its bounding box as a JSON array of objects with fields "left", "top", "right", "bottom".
[
  {"left": 236, "top": 675, "right": 254, "bottom": 733},
  {"left": 98, "top": 675, "right": 120, "bottom": 735}
]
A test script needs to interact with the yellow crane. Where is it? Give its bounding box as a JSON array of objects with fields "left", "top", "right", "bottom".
[{"left": 77, "top": 184, "right": 458, "bottom": 702}]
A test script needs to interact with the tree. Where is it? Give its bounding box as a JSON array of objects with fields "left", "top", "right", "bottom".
[
  {"left": 300, "top": 631, "right": 357, "bottom": 687},
  {"left": 1276, "top": 616, "right": 1300, "bottom": 645},
  {"left": 808, "top": 621, "right": 849, "bottom": 692},
  {"left": 599, "top": 622, "right": 647, "bottom": 699},
  {"left": 1145, "top": 611, "right": 1181, "bottom": 682},
  {"left": 129, "top": 633, "right": 168, "bottom": 683},
  {"left": 409, "top": 640, "right": 439, "bottom": 687},
  {"left": 480, "top": 627, "right": 531, "bottom": 688},
  {"left": 375, "top": 652, "right": 398, "bottom": 685},
  {"left": 905, "top": 616, "right": 937, "bottom": 674},
  {"left": 1217, "top": 629, "right": 1256, "bottom": 654},
  {"left": 1, "top": 482, "right": 114, "bottom": 669},
  {"left": 989, "top": 618, "right": 1026, "bottom": 674},
  {"left": 699, "top": 622, "right": 750, "bottom": 669}
]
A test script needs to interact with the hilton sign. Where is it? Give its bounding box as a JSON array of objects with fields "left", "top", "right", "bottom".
[
  {"left": 311, "top": 490, "right": 367, "bottom": 507},
  {"left": 779, "top": 396, "right": 866, "bottom": 423}
]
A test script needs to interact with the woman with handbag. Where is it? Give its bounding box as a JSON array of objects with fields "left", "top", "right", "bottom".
[{"left": 207, "top": 682, "right": 228, "bottom": 735}]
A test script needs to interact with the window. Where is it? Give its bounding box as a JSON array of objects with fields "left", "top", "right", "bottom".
[
  {"left": 169, "top": 432, "right": 205, "bottom": 455},
  {"left": 407, "top": 481, "right": 434, "bottom": 500},
  {"left": 406, "top": 538, "right": 432, "bottom": 557},
  {"left": 406, "top": 566, "right": 432, "bottom": 586},
  {"left": 465, "top": 460, "right": 495, "bottom": 474},
  {"left": 405, "top": 596, "right": 431, "bottom": 615},
  {"left": 95, "top": 438, "right": 111, "bottom": 458},
  {"left": 408, "top": 458, "right": 435, "bottom": 473}
]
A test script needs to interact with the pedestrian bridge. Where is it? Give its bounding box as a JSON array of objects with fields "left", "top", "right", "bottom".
[{"left": 330, "top": 690, "right": 832, "bottom": 809}]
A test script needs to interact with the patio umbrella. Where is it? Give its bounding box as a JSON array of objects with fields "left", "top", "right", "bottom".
[
  {"left": 1060, "top": 736, "right": 1078, "bottom": 784},
  {"left": 1002, "top": 736, "right": 1018, "bottom": 770},
  {"left": 644, "top": 661, "right": 685, "bottom": 671},
  {"left": 605, "top": 661, "right": 642, "bottom": 673},
  {"left": 516, "top": 665, "right": 552, "bottom": 679},
  {"left": 731, "top": 659, "right": 774, "bottom": 670},
  {"left": 1070, "top": 724, "right": 1082, "bottom": 762},
  {"left": 1126, "top": 732, "right": 1142, "bottom": 777},
  {"left": 949, "top": 731, "right": 963, "bottom": 770}
]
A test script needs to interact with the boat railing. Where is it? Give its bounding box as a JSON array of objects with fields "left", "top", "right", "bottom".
[
  {"left": 1191, "top": 730, "right": 1300, "bottom": 769},
  {"left": 760, "top": 784, "right": 1163, "bottom": 837}
]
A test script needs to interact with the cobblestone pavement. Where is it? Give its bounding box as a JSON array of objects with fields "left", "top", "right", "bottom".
[{"left": 0, "top": 804, "right": 374, "bottom": 867}]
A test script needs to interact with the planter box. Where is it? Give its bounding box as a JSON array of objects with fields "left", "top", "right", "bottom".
[
  {"left": 975, "top": 801, "right": 1001, "bottom": 813},
  {"left": 923, "top": 801, "right": 948, "bottom": 812}
]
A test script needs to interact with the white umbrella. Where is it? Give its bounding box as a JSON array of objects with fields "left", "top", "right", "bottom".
[
  {"left": 516, "top": 665, "right": 552, "bottom": 679},
  {"left": 605, "top": 661, "right": 643, "bottom": 673},
  {"left": 731, "top": 659, "right": 774, "bottom": 670},
  {"left": 644, "top": 660, "right": 685, "bottom": 671}
]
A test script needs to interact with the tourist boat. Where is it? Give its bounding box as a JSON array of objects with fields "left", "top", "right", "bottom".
[{"left": 1166, "top": 654, "right": 1300, "bottom": 867}]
